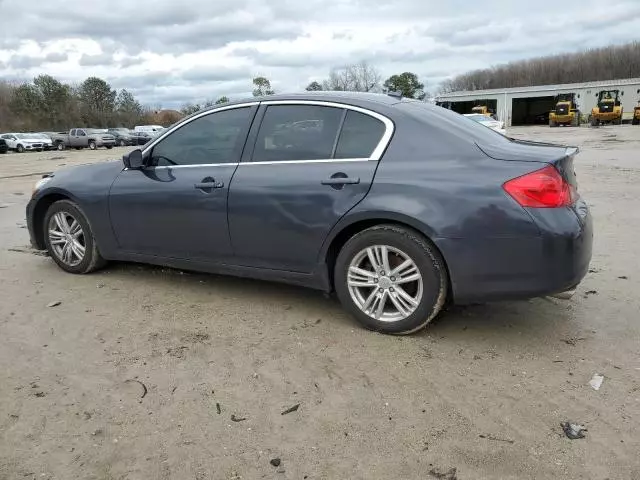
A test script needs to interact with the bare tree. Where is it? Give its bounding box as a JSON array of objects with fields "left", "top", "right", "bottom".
[{"left": 322, "top": 61, "right": 382, "bottom": 92}]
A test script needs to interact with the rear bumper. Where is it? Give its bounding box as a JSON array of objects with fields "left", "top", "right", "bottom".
[{"left": 437, "top": 199, "right": 593, "bottom": 304}]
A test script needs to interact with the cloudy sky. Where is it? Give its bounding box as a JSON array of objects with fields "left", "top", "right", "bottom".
[{"left": 1, "top": 0, "right": 639, "bottom": 107}]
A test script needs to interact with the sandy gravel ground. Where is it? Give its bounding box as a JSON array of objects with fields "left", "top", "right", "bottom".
[{"left": 1, "top": 125, "right": 639, "bottom": 480}]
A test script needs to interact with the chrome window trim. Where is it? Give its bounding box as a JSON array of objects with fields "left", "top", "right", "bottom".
[
  {"left": 260, "top": 99, "right": 394, "bottom": 161},
  {"left": 141, "top": 99, "right": 394, "bottom": 164},
  {"left": 141, "top": 102, "right": 260, "bottom": 155},
  {"left": 148, "top": 157, "right": 371, "bottom": 170}
]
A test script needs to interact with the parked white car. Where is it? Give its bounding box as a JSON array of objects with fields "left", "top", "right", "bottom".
[
  {"left": 133, "top": 125, "right": 164, "bottom": 133},
  {"left": 28, "top": 133, "right": 54, "bottom": 150},
  {"left": 463, "top": 114, "right": 507, "bottom": 135},
  {"left": 0, "top": 133, "right": 48, "bottom": 152}
]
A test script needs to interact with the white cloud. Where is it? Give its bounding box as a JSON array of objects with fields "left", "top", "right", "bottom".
[{"left": 0, "top": 0, "right": 638, "bottom": 107}]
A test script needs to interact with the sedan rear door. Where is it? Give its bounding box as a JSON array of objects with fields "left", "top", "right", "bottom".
[{"left": 227, "top": 101, "right": 392, "bottom": 273}]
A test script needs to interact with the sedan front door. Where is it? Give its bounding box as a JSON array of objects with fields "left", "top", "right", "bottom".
[
  {"left": 108, "top": 104, "right": 257, "bottom": 262},
  {"left": 228, "top": 102, "right": 391, "bottom": 273}
]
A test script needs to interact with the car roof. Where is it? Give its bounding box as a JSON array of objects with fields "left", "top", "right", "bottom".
[{"left": 205, "top": 91, "right": 403, "bottom": 112}]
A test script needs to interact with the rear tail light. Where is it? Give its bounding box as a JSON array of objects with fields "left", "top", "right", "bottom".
[{"left": 503, "top": 165, "right": 577, "bottom": 208}]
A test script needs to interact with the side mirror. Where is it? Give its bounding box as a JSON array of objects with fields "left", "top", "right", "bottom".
[{"left": 123, "top": 149, "right": 144, "bottom": 169}]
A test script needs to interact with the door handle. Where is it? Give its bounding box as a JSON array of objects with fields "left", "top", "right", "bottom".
[
  {"left": 321, "top": 177, "right": 360, "bottom": 186},
  {"left": 194, "top": 181, "right": 224, "bottom": 189}
]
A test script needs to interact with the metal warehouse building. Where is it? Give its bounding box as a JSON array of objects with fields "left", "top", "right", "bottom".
[{"left": 434, "top": 78, "right": 640, "bottom": 127}]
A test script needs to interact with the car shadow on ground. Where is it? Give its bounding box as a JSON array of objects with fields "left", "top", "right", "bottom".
[{"left": 97, "top": 261, "right": 575, "bottom": 346}]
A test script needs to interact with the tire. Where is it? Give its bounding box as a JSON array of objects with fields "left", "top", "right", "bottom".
[
  {"left": 633, "top": 118, "right": 639, "bottom": 125},
  {"left": 549, "top": 119, "right": 556, "bottom": 127},
  {"left": 89, "top": 141, "right": 97, "bottom": 150},
  {"left": 56, "top": 142, "right": 65, "bottom": 151},
  {"left": 106, "top": 145, "right": 113, "bottom": 149},
  {"left": 17, "top": 144, "right": 24, "bottom": 153},
  {"left": 43, "top": 200, "right": 106, "bottom": 274},
  {"left": 119, "top": 139, "right": 126, "bottom": 147},
  {"left": 334, "top": 225, "right": 448, "bottom": 335}
]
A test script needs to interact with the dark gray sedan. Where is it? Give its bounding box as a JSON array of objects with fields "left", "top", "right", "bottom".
[{"left": 26, "top": 92, "right": 593, "bottom": 334}]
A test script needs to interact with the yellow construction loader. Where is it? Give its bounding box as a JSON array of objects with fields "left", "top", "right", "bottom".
[
  {"left": 590, "top": 90, "right": 623, "bottom": 126},
  {"left": 471, "top": 105, "right": 494, "bottom": 117},
  {"left": 632, "top": 102, "right": 640, "bottom": 125},
  {"left": 549, "top": 93, "right": 580, "bottom": 127}
]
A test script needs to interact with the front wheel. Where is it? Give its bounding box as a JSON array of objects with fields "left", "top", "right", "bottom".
[
  {"left": 119, "top": 139, "right": 126, "bottom": 147},
  {"left": 16, "top": 144, "right": 24, "bottom": 153},
  {"left": 43, "top": 200, "right": 106, "bottom": 274},
  {"left": 88, "top": 141, "right": 96, "bottom": 150},
  {"left": 56, "top": 142, "right": 65, "bottom": 151},
  {"left": 334, "top": 225, "right": 448, "bottom": 334}
]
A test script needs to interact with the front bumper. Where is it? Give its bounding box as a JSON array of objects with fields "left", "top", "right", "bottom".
[
  {"left": 437, "top": 199, "right": 593, "bottom": 304},
  {"left": 26, "top": 198, "right": 42, "bottom": 250}
]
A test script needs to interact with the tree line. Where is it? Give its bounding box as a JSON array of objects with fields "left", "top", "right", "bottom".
[
  {"left": 0, "top": 63, "right": 429, "bottom": 132},
  {"left": 439, "top": 41, "right": 640, "bottom": 93},
  {"left": 0, "top": 75, "right": 155, "bottom": 132}
]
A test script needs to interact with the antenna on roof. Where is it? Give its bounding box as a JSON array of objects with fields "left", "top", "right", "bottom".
[{"left": 387, "top": 90, "right": 403, "bottom": 99}]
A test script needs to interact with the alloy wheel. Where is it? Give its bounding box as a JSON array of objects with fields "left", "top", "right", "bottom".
[
  {"left": 347, "top": 245, "right": 423, "bottom": 322},
  {"left": 48, "top": 211, "right": 86, "bottom": 267}
]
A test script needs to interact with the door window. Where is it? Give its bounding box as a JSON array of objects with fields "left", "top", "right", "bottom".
[
  {"left": 150, "top": 107, "right": 253, "bottom": 166},
  {"left": 251, "top": 105, "right": 343, "bottom": 162},
  {"left": 334, "top": 110, "right": 386, "bottom": 159},
  {"left": 70, "top": 130, "right": 76, "bottom": 136}
]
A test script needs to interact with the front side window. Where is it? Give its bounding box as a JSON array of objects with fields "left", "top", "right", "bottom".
[
  {"left": 334, "top": 110, "right": 386, "bottom": 159},
  {"left": 252, "top": 105, "right": 343, "bottom": 162},
  {"left": 150, "top": 107, "right": 253, "bottom": 166}
]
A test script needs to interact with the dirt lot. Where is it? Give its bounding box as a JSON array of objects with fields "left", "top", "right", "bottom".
[{"left": 1, "top": 125, "right": 639, "bottom": 480}]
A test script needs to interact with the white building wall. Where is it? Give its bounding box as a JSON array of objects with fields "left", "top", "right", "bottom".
[{"left": 436, "top": 79, "right": 640, "bottom": 126}]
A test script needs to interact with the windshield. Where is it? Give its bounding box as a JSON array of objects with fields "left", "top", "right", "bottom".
[{"left": 15, "top": 133, "right": 28, "bottom": 139}]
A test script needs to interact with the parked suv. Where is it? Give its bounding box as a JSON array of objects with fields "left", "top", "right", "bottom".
[
  {"left": 0, "top": 133, "right": 46, "bottom": 152},
  {"left": 107, "top": 128, "right": 136, "bottom": 146}
]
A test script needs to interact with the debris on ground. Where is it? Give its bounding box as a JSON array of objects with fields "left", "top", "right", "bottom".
[
  {"left": 270, "top": 458, "right": 281, "bottom": 467},
  {"left": 47, "top": 301, "right": 61, "bottom": 308},
  {"left": 561, "top": 421, "right": 587, "bottom": 439},
  {"left": 428, "top": 467, "right": 458, "bottom": 479},
  {"left": 478, "top": 434, "right": 515, "bottom": 444},
  {"left": 281, "top": 403, "right": 300, "bottom": 415},
  {"left": 588, "top": 373, "right": 604, "bottom": 391},
  {"left": 584, "top": 290, "right": 598, "bottom": 297},
  {"left": 8, "top": 247, "right": 49, "bottom": 257},
  {"left": 125, "top": 379, "right": 148, "bottom": 399},
  {"left": 561, "top": 337, "right": 586, "bottom": 346},
  {"left": 618, "top": 275, "right": 628, "bottom": 279},
  {"left": 231, "top": 414, "right": 246, "bottom": 422},
  {"left": 216, "top": 402, "right": 221, "bottom": 414}
]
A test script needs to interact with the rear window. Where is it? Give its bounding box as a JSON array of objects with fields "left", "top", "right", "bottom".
[
  {"left": 398, "top": 101, "right": 511, "bottom": 145},
  {"left": 335, "top": 110, "right": 385, "bottom": 159}
]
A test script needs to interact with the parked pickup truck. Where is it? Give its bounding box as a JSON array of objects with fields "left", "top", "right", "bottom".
[{"left": 47, "top": 129, "right": 116, "bottom": 150}]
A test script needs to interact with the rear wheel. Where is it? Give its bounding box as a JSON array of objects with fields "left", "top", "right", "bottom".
[
  {"left": 106, "top": 145, "right": 113, "bottom": 149},
  {"left": 43, "top": 200, "right": 106, "bottom": 274},
  {"left": 334, "top": 225, "right": 448, "bottom": 334}
]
